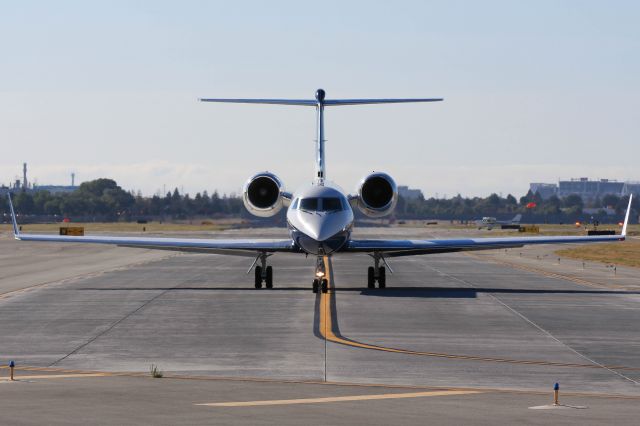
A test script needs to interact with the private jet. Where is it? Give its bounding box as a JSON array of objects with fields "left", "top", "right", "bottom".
[
  {"left": 476, "top": 214, "right": 522, "bottom": 230},
  {"left": 8, "top": 89, "right": 632, "bottom": 293}
]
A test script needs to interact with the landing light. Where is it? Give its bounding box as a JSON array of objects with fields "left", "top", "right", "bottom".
[{"left": 316, "top": 271, "right": 325, "bottom": 278}]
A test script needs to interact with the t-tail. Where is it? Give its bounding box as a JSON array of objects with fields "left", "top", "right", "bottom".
[{"left": 200, "top": 89, "right": 443, "bottom": 185}]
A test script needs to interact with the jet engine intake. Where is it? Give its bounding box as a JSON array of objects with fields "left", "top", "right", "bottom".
[
  {"left": 243, "top": 172, "right": 285, "bottom": 217},
  {"left": 356, "top": 172, "right": 398, "bottom": 217}
]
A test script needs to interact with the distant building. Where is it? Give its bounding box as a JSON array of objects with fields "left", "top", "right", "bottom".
[
  {"left": 398, "top": 185, "right": 424, "bottom": 200},
  {"left": 3, "top": 163, "right": 79, "bottom": 195},
  {"left": 32, "top": 185, "right": 78, "bottom": 194},
  {"left": 557, "top": 178, "right": 624, "bottom": 201},
  {"left": 530, "top": 177, "right": 639, "bottom": 202},
  {"left": 0, "top": 179, "right": 24, "bottom": 195},
  {"left": 529, "top": 183, "right": 558, "bottom": 199},
  {"left": 622, "top": 182, "right": 640, "bottom": 197}
]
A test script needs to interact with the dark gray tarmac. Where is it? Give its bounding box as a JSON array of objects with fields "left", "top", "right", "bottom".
[
  {"left": 2, "top": 374, "right": 639, "bottom": 426},
  {"left": 1, "top": 230, "right": 639, "bottom": 424}
]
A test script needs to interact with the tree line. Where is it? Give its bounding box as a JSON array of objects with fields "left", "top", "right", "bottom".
[
  {"left": 1, "top": 178, "right": 243, "bottom": 221},
  {"left": 1, "top": 178, "right": 636, "bottom": 224},
  {"left": 396, "top": 191, "right": 637, "bottom": 223}
]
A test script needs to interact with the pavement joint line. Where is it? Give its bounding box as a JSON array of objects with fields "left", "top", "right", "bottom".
[
  {"left": 0, "top": 373, "right": 107, "bottom": 381},
  {"left": 317, "top": 257, "right": 640, "bottom": 373},
  {"left": 195, "top": 390, "right": 483, "bottom": 407},
  {"left": 3, "top": 365, "right": 640, "bottom": 399},
  {"left": 465, "top": 252, "right": 627, "bottom": 290},
  {"left": 0, "top": 253, "right": 175, "bottom": 300},
  {"left": 423, "top": 262, "right": 640, "bottom": 386}
]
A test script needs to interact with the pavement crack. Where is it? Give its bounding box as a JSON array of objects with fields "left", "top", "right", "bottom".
[
  {"left": 424, "top": 262, "right": 639, "bottom": 386},
  {"left": 48, "top": 283, "right": 179, "bottom": 368}
]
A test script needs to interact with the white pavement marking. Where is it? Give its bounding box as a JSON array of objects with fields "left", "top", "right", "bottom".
[{"left": 197, "top": 390, "right": 481, "bottom": 407}]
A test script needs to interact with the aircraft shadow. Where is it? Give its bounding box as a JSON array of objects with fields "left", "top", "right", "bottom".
[
  {"left": 75, "top": 286, "right": 639, "bottom": 299},
  {"left": 347, "top": 286, "right": 639, "bottom": 298}
]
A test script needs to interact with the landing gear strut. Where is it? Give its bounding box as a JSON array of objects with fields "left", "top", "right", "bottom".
[
  {"left": 367, "top": 253, "right": 388, "bottom": 289},
  {"left": 253, "top": 252, "right": 273, "bottom": 289}
]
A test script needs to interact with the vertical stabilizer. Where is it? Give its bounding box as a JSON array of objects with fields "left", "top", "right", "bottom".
[{"left": 315, "top": 89, "right": 326, "bottom": 184}]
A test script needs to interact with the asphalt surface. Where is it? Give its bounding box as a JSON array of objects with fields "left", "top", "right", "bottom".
[{"left": 1, "top": 228, "right": 639, "bottom": 424}]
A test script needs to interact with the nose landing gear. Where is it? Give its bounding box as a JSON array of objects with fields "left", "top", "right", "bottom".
[
  {"left": 312, "top": 278, "right": 328, "bottom": 294},
  {"left": 312, "top": 256, "right": 328, "bottom": 293}
]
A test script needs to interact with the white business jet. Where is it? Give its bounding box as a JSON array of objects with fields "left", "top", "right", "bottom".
[{"left": 8, "top": 89, "right": 632, "bottom": 293}]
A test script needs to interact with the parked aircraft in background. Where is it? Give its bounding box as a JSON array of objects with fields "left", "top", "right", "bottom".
[
  {"left": 476, "top": 214, "right": 522, "bottom": 230},
  {"left": 8, "top": 89, "right": 632, "bottom": 293}
]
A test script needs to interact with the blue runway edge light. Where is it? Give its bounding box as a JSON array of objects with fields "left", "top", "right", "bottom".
[
  {"left": 9, "top": 360, "right": 15, "bottom": 368},
  {"left": 554, "top": 382, "right": 559, "bottom": 391}
]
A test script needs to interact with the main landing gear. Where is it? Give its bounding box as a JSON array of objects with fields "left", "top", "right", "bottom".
[
  {"left": 367, "top": 253, "right": 387, "bottom": 289},
  {"left": 253, "top": 253, "right": 273, "bottom": 289}
]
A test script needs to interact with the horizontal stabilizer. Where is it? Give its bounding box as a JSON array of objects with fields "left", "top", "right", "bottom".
[
  {"left": 200, "top": 90, "right": 443, "bottom": 107},
  {"left": 199, "top": 98, "right": 317, "bottom": 106},
  {"left": 324, "top": 98, "right": 443, "bottom": 106}
]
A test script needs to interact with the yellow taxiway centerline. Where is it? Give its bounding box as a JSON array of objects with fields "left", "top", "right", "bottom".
[
  {"left": 196, "top": 390, "right": 481, "bottom": 407},
  {"left": 317, "top": 257, "right": 639, "bottom": 371}
]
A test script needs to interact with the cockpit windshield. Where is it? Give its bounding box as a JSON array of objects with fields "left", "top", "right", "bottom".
[
  {"left": 297, "top": 197, "right": 344, "bottom": 212},
  {"left": 299, "top": 198, "right": 319, "bottom": 211},
  {"left": 321, "top": 198, "right": 343, "bottom": 211}
]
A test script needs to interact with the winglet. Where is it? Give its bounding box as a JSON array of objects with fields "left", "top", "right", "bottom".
[
  {"left": 7, "top": 193, "right": 20, "bottom": 239},
  {"left": 621, "top": 194, "right": 632, "bottom": 237}
]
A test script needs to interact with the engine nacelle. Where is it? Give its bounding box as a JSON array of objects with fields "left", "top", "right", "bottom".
[
  {"left": 243, "top": 172, "right": 286, "bottom": 217},
  {"left": 356, "top": 172, "right": 398, "bottom": 218}
]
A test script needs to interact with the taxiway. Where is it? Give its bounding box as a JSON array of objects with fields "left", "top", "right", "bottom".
[{"left": 1, "top": 228, "right": 639, "bottom": 424}]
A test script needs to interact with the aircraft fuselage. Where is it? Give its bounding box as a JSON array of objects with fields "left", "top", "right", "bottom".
[{"left": 286, "top": 184, "right": 354, "bottom": 255}]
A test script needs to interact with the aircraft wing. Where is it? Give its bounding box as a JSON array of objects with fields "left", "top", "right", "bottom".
[
  {"left": 7, "top": 195, "right": 297, "bottom": 257},
  {"left": 345, "top": 196, "right": 632, "bottom": 258},
  {"left": 343, "top": 234, "right": 624, "bottom": 257},
  {"left": 15, "top": 234, "right": 298, "bottom": 257}
]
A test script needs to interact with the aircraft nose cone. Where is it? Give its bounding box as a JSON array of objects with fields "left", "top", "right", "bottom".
[
  {"left": 314, "top": 222, "right": 342, "bottom": 242},
  {"left": 299, "top": 215, "right": 343, "bottom": 242}
]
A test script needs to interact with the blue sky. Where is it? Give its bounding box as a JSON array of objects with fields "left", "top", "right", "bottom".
[{"left": 1, "top": 1, "right": 638, "bottom": 197}]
